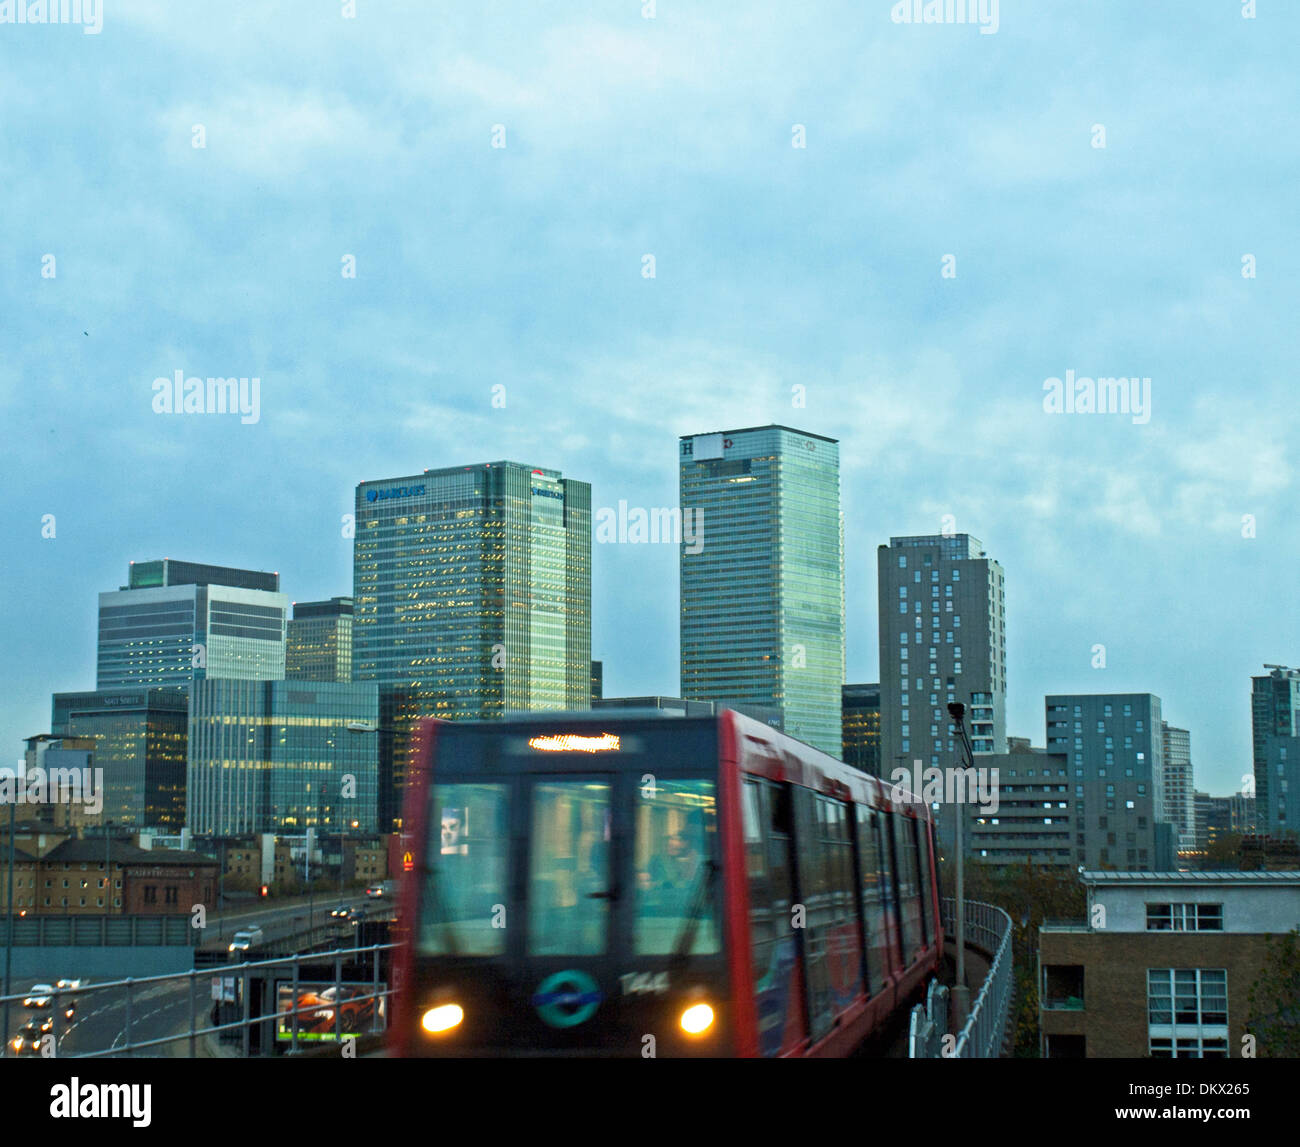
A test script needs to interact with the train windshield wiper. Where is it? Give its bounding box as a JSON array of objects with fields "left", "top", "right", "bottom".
[
  {"left": 668, "top": 860, "right": 718, "bottom": 973},
  {"left": 426, "top": 863, "right": 460, "bottom": 956}
]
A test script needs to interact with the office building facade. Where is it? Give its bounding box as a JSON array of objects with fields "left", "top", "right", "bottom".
[
  {"left": 51, "top": 687, "right": 189, "bottom": 829},
  {"left": 679, "top": 426, "right": 843, "bottom": 754},
  {"left": 967, "top": 746, "right": 1074, "bottom": 867},
  {"left": 1045, "top": 693, "right": 1174, "bottom": 870},
  {"left": 187, "top": 679, "right": 380, "bottom": 836},
  {"left": 353, "top": 462, "right": 591, "bottom": 829},
  {"left": 98, "top": 560, "right": 286, "bottom": 690},
  {"left": 1251, "top": 667, "right": 1300, "bottom": 836},
  {"left": 1161, "top": 723, "right": 1197, "bottom": 853},
  {"left": 878, "top": 533, "right": 1007, "bottom": 783},
  {"left": 286, "top": 597, "right": 354, "bottom": 682},
  {"left": 842, "top": 684, "right": 881, "bottom": 775},
  {"left": 1039, "top": 870, "right": 1300, "bottom": 1057}
]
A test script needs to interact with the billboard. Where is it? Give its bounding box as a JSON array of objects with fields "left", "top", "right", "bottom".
[{"left": 274, "top": 982, "right": 387, "bottom": 1042}]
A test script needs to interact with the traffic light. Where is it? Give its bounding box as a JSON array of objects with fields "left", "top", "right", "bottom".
[{"left": 260, "top": 884, "right": 269, "bottom": 898}]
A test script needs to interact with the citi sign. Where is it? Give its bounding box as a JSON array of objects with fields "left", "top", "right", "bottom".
[{"left": 366, "top": 485, "right": 426, "bottom": 502}]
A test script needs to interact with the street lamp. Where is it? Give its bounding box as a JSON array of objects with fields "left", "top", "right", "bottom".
[
  {"left": 3, "top": 778, "right": 16, "bottom": 1055},
  {"left": 947, "top": 702, "right": 974, "bottom": 1028}
]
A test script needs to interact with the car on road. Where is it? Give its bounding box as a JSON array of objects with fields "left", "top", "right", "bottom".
[
  {"left": 55, "top": 980, "right": 81, "bottom": 1019},
  {"left": 22, "top": 984, "right": 54, "bottom": 1009},
  {"left": 10, "top": 1021, "right": 47, "bottom": 1056},
  {"left": 364, "top": 884, "right": 388, "bottom": 899},
  {"left": 228, "top": 926, "right": 265, "bottom": 953},
  {"left": 329, "top": 905, "right": 350, "bottom": 919},
  {"left": 347, "top": 907, "right": 366, "bottom": 926}
]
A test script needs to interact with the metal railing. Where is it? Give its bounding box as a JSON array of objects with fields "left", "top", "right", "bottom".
[
  {"left": 910, "top": 898, "right": 1013, "bottom": 1058},
  {"left": 908, "top": 979, "right": 949, "bottom": 1058},
  {"left": 0, "top": 942, "right": 396, "bottom": 1059}
]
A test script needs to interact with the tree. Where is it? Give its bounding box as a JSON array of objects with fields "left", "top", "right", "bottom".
[
  {"left": 939, "top": 861, "right": 1086, "bottom": 1056},
  {"left": 1202, "top": 833, "right": 1245, "bottom": 870},
  {"left": 1245, "top": 929, "right": 1300, "bottom": 1057}
]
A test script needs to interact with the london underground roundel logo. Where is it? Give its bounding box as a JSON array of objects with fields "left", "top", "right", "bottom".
[{"left": 532, "top": 970, "right": 603, "bottom": 1028}]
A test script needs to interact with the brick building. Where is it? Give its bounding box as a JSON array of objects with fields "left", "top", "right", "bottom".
[
  {"left": 1039, "top": 870, "right": 1300, "bottom": 1057},
  {"left": 0, "top": 837, "right": 218, "bottom": 916}
]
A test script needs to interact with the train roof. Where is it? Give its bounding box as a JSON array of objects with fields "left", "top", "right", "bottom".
[{"left": 417, "top": 708, "right": 928, "bottom": 817}]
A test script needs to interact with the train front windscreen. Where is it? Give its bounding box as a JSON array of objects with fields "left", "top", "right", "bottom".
[{"left": 404, "top": 717, "right": 730, "bottom": 1056}]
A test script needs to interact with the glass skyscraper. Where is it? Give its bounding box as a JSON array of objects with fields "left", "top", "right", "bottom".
[
  {"left": 842, "top": 683, "right": 882, "bottom": 775},
  {"left": 353, "top": 462, "right": 592, "bottom": 827},
  {"left": 286, "top": 597, "right": 353, "bottom": 682},
  {"left": 51, "top": 687, "right": 189, "bottom": 829},
  {"left": 679, "top": 425, "right": 844, "bottom": 754},
  {"left": 97, "top": 560, "right": 287, "bottom": 690},
  {"left": 186, "top": 679, "right": 380, "bottom": 835}
]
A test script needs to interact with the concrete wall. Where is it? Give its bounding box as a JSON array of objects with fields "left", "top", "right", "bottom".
[
  {"left": 1093, "top": 884, "right": 1300, "bottom": 933},
  {"left": 5, "top": 945, "right": 197, "bottom": 983}
]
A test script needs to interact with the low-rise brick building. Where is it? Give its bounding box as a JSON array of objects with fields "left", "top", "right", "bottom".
[{"left": 1039, "top": 870, "right": 1300, "bottom": 1058}]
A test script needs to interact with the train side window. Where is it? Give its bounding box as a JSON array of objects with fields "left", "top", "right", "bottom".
[
  {"left": 856, "top": 804, "right": 888, "bottom": 994},
  {"left": 915, "top": 818, "right": 935, "bottom": 948},
  {"left": 770, "top": 782, "right": 793, "bottom": 837},
  {"left": 892, "top": 814, "right": 921, "bottom": 961},
  {"left": 743, "top": 780, "right": 774, "bottom": 984},
  {"left": 794, "top": 788, "right": 834, "bottom": 1042},
  {"left": 749, "top": 780, "right": 802, "bottom": 1057},
  {"left": 877, "top": 808, "right": 901, "bottom": 976},
  {"left": 822, "top": 797, "right": 863, "bottom": 1009}
]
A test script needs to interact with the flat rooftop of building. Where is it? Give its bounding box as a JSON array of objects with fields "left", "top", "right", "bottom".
[{"left": 1081, "top": 869, "right": 1300, "bottom": 885}]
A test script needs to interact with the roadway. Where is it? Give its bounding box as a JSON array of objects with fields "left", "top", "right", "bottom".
[{"left": 3, "top": 891, "right": 385, "bottom": 1058}]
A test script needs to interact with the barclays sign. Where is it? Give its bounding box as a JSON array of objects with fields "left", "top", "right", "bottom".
[{"left": 366, "top": 485, "right": 426, "bottom": 502}]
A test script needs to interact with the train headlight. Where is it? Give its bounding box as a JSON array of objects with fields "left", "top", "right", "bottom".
[
  {"left": 421, "top": 1003, "right": 464, "bottom": 1033},
  {"left": 679, "top": 1003, "right": 714, "bottom": 1035}
]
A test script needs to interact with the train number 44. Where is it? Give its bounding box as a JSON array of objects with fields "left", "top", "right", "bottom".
[{"left": 620, "top": 972, "right": 669, "bottom": 995}]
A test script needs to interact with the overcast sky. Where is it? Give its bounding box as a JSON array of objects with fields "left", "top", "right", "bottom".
[{"left": 3, "top": 1, "right": 1297, "bottom": 795}]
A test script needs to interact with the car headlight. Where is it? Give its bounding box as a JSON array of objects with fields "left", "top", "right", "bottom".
[
  {"left": 421, "top": 1004, "right": 463, "bottom": 1033},
  {"left": 679, "top": 1003, "right": 714, "bottom": 1035}
]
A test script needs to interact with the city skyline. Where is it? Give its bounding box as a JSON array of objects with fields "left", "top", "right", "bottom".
[
  {"left": 5, "top": 3, "right": 1297, "bottom": 799},
  {"left": 4, "top": 430, "right": 1272, "bottom": 802}
]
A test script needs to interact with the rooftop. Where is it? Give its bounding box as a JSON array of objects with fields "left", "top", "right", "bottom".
[{"left": 1082, "top": 869, "right": 1300, "bottom": 885}]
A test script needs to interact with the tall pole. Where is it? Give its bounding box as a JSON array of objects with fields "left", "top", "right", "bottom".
[
  {"left": 4, "top": 796, "right": 15, "bottom": 1055},
  {"left": 947, "top": 703, "right": 973, "bottom": 1029},
  {"left": 218, "top": 839, "right": 225, "bottom": 936}
]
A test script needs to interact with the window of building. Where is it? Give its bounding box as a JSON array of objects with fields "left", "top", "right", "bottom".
[
  {"left": 1148, "top": 969, "right": 1227, "bottom": 1057},
  {"left": 1146, "top": 904, "right": 1223, "bottom": 932}
]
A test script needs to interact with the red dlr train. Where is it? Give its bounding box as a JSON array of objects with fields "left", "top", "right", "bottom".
[{"left": 392, "top": 708, "right": 941, "bottom": 1056}]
